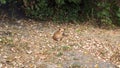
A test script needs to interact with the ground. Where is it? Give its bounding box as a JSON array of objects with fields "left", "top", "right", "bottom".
[{"left": 0, "top": 18, "right": 120, "bottom": 68}]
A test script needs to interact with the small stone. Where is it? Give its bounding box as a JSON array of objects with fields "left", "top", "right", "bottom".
[
  {"left": 0, "top": 38, "right": 2, "bottom": 42},
  {"left": 26, "top": 50, "right": 32, "bottom": 54},
  {"left": 0, "top": 63, "right": 2, "bottom": 68},
  {"left": 94, "top": 64, "right": 99, "bottom": 68},
  {"left": 117, "top": 65, "right": 120, "bottom": 68},
  {"left": 17, "top": 20, "right": 21, "bottom": 23},
  {"left": 3, "top": 56, "right": 7, "bottom": 59}
]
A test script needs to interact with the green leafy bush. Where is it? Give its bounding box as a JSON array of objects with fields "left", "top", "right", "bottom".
[
  {"left": 1, "top": 0, "right": 120, "bottom": 26},
  {"left": 24, "top": 0, "right": 54, "bottom": 20},
  {"left": 96, "top": 1, "right": 112, "bottom": 26},
  {"left": 24, "top": 0, "right": 81, "bottom": 21},
  {"left": 0, "top": 0, "right": 6, "bottom": 4},
  {"left": 95, "top": 0, "right": 120, "bottom": 26},
  {"left": 116, "top": 7, "right": 120, "bottom": 25},
  {"left": 112, "top": 1, "right": 120, "bottom": 26}
]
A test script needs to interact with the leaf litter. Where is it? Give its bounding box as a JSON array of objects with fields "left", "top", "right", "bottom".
[{"left": 0, "top": 19, "right": 120, "bottom": 68}]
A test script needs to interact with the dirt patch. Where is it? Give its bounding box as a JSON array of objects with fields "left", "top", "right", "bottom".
[{"left": 0, "top": 19, "right": 120, "bottom": 68}]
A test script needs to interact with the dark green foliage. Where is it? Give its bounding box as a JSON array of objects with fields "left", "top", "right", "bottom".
[
  {"left": 24, "top": 0, "right": 81, "bottom": 21},
  {"left": 24, "top": 0, "right": 54, "bottom": 20},
  {"left": 116, "top": 8, "right": 120, "bottom": 25},
  {"left": 1, "top": 0, "right": 120, "bottom": 26},
  {"left": 96, "top": 1, "right": 112, "bottom": 26},
  {"left": 53, "top": 3, "right": 80, "bottom": 22},
  {"left": 0, "top": 0, "right": 6, "bottom": 4},
  {"left": 111, "top": 1, "right": 120, "bottom": 26},
  {"left": 95, "top": 0, "right": 120, "bottom": 26}
]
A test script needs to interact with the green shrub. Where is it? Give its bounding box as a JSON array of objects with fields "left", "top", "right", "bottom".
[
  {"left": 111, "top": 1, "right": 120, "bottom": 26},
  {"left": 24, "top": 0, "right": 54, "bottom": 20},
  {"left": 0, "top": 0, "right": 6, "bottom": 4},
  {"left": 96, "top": 1, "right": 112, "bottom": 26},
  {"left": 95, "top": 0, "right": 120, "bottom": 26},
  {"left": 1, "top": 0, "right": 120, "bottom": 26},
  {"left": 24, "top": 0, "right": 81, "bottom": 21}
]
